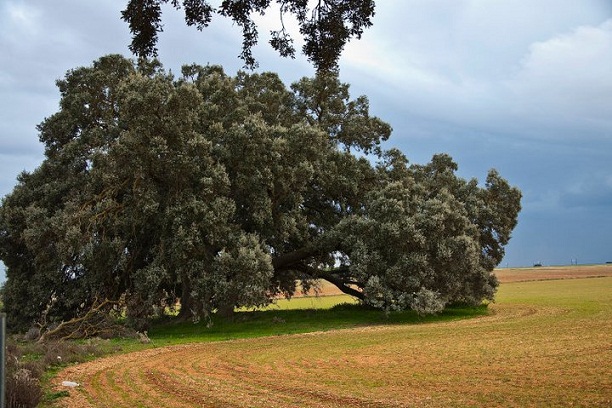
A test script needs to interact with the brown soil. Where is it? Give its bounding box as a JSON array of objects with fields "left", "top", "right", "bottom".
[
  {"left": 495, "top": 263, "right": 612, "bottom": 283},
  {"left": 52, "top": 265, "right": 612, "bottom": 407},
  {"left": 299, "top": 264, "right": 612, "bottom": 297}
]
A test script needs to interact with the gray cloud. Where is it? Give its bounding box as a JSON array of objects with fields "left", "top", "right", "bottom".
[
  {"left": 341, "top": 8, "right": 612, "bottom": 142},
  {"left": 503, "top": 19, "right": 612, "bottom": 140},
  {"left": 1, "top": 1, "right": 611, "bottom": 269},
  {"left": 559, "top": 173, "right": 612, "bottom": 209}
]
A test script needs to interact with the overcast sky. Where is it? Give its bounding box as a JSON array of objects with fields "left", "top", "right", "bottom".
[{"left": 1, "top": 1, "right": 611, "bottom": 282}]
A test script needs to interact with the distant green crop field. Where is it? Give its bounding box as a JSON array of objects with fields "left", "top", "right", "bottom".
[
  {"left": 52, "top": 275, "right": 612, "bottom": 407},
  {"left": 258, "top": 294, "right": 358, "bottom": 310},
  {"left": 497, "top": 275, "right": 611, "bottom": 312}
]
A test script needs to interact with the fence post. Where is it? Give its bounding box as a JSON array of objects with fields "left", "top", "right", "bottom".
[{"left": 0, "top": 313, "right": 5, "bottom": 408}]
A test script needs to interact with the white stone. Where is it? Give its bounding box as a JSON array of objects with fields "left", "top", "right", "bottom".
[{"left": 61, "top": 381, "right": 79, "bottom": 387}]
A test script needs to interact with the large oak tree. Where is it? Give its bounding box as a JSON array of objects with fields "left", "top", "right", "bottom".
[{"left": 0, "top": 55, "right": 521, "bottom": 331}]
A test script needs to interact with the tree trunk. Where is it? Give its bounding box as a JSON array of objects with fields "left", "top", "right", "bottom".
[
  {"left": 217, "top": 301, "right": 235, "bottom": 321},
  {"left": 177, "top": 279, "right": 201, "bottom": 321}
]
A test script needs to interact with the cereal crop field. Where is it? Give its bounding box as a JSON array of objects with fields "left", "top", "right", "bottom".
[{"left": 54, "top": 265, "right": 612, "bottom": 407}]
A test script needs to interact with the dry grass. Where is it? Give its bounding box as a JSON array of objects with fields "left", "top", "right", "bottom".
[{"left": 53, "top": 266, "right": 612, "bottom": 407}]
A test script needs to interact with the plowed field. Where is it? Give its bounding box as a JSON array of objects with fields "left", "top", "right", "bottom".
[
  {"left": 495, "top": 263, "right": 612, "bottom": 283},
  {"left": 54, "top": 265, "right": 612, "bottom": 407}
]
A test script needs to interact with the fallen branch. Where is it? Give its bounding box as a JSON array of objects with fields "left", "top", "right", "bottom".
[{"left": 38, "top": 297, "right": 132, "bottom": 343}]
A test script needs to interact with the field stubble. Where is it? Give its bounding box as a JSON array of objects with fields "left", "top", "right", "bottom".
[{"left": 54, "top": 265, "right": 612, "bottom": 407}]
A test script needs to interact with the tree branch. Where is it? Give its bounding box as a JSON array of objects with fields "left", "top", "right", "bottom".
[
  {"left": 297, "top": 264, "right": 364, "bottom": 300},
  {"left": 271, "top": 246, "right": 319, "bottom": 270},
  {"left": 37, "top": 297, "right": 125, "bottom": 342}
]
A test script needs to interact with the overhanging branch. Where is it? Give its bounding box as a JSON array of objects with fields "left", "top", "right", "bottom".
[{"left": 296, "top": 264, "right": 364, "bottom": 300}]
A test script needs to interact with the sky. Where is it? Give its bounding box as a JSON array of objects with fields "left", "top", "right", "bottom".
[{"left": 1, "top": 1, "right": 611, "bottom": 282}]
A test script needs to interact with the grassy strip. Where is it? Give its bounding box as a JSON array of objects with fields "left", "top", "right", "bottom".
[{"left": 138, "top": 300, "right": 488, "bottom": 347}]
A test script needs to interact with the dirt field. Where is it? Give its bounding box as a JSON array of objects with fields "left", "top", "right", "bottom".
[
  {"left": 495, "top": 263, "right": 612, "bottom": 283},
  {"left": 53, "top": 265, "right": 612, "bottom": 407},
  {"left": 300, "top": 263, "right": 612, "bottom": 297}
]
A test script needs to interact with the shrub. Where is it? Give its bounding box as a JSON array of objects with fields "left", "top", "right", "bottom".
[
  {"left": 4, "top": 337, "right": 112, "bottom": 408},
  {"left": 6, "top": 368, "right": 43, "bottom": 408},
  {"left": 5, "top": 343, "right": 43, "bottom": 408}
]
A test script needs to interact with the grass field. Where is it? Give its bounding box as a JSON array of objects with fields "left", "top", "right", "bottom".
[{"left": 53, "top": 266, "right": 612, "bottom": 407}]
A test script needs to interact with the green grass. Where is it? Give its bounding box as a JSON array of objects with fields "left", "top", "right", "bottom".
[
  {"left": 100, "top": 274, "right": 609, "bottom": 353},
  {"left": 262, "top": 293, "right": 358, "bottom": 310},
  {"left": 141, "top": 299, "right": 488, "bottom": 347},
  {"left": 98, "top": 277, "right": 609, "bottom": 353},
  {"left": 496, "top": 276, "right": 611, "bottom": 314}
]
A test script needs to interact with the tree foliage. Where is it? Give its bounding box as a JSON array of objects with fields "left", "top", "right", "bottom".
[
  {"left": 121, "top": 0, "right": 376, "bottom": 71},
  {"left": 0, "top": 55, "right": 521, "bottom": 331}
]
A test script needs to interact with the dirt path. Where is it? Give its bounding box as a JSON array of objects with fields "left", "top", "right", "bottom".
[{"left": 52, "top": 265, "right": 612, "bottom": 407}]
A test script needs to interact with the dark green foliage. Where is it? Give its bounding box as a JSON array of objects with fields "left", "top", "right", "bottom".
[
  {"left": 121, "top": 0, "right": 375, "bottom": 71},
  {"left": 0, "top": 55, "right": 521, "bottom": 331}
]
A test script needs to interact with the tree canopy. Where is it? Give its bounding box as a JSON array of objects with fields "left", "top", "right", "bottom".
[
  {"left": 121, "top": 0, "right": 376, "bottom": 71},
  {"left": 0, "top": 55, "right": 521, "bottom": 331}
]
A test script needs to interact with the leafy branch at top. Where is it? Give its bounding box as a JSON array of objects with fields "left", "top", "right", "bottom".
[{"left": 121, "top": 0, "right": 376, "bottom": 71}]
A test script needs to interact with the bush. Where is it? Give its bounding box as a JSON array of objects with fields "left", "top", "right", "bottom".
[
  {"left": 4, "top": 337, "right": 111, "bottom": 408},
  {"left": 6, "top": 368, "right": 43, "bottom": 408},
  {"left": 5, "top": 341, "right": 43, "bottom": 408}
]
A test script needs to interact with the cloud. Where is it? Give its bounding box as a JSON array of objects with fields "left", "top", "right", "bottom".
[
  {"left": 560, "top": 173, "right": 612, "bottom": 208},
  {"left": 340, "top": 3, "right": 612, "bottom": 146},
  {"left": 0, "top": 1, "right": 611, "bottom": 268},
  {"left": 505, "top": 19, "right": 612, "bottom": 140},
  {"left": 1, "top": 2, "right": 42, "bottom": 39}
]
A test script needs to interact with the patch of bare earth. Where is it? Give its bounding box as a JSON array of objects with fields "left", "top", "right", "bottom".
[{"left": 53, "top": 266, "right": 612, "bottom": 407}]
